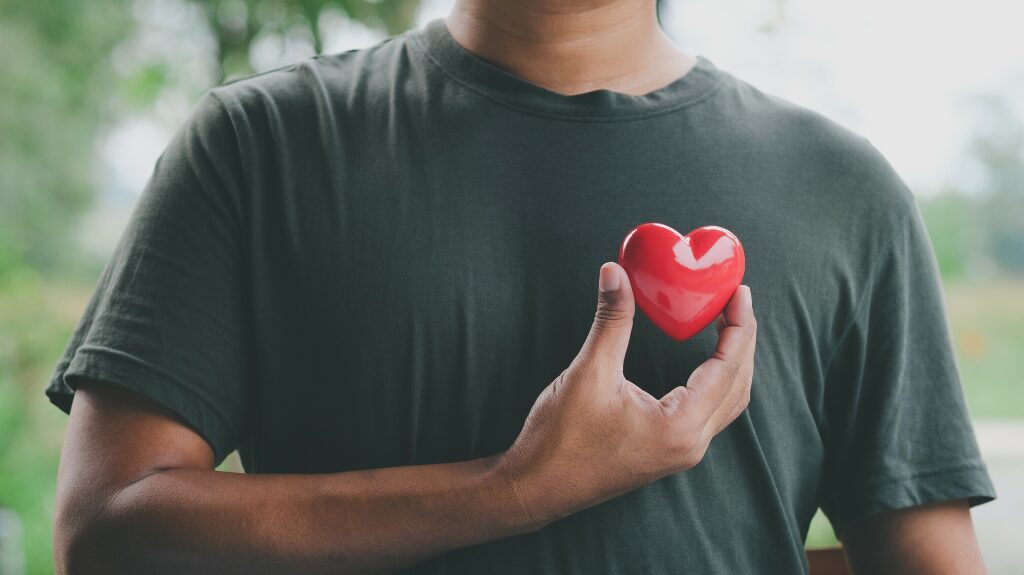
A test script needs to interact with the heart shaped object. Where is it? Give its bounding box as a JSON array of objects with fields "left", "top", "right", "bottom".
[{"left": 618, "top": 223, "right": 745, "bottom": 341}]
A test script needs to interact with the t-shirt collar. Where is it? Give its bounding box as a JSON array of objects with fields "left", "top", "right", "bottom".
[{"left": 409, "top": 17, "right": 728, "bottom": 121}]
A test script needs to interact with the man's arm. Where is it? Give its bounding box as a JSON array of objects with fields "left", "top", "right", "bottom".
[
  {"left": 55, "top": 380, "right": 525, "bottom": 575},
  {"left": 54, "top": 264, "right": 757, "bottom": 574},
  {"left": 840, "top": 499, "right": 986, "bottom": 574}
]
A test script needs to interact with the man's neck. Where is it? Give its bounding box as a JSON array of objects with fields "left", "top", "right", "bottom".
[{"left": 444, "top": 0, "right": 696, "bottom": 97}]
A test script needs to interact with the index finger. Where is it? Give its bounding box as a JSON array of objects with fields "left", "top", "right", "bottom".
[{"left": 684, "top": 285, "right": 756, "bottom": 401}]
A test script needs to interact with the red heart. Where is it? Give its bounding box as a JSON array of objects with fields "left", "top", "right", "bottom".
[{"left": 618, "top": 223, "right": 745, "bottom": 341}]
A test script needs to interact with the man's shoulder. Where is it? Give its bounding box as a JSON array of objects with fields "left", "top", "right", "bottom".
[
  {"left": 204, "top": 30, "right": 414, "bottom": 123},
  {"left": 714, "top": 70, "right": 916, "bottom": 223}
]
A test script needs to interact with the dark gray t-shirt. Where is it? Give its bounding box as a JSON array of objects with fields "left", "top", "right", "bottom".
[{"left": 47, "top": 18, "right": 995, "bottom": 574}]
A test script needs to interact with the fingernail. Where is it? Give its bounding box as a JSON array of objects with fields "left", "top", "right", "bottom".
[
  {"left": 599, "top": 263, "right": 621, "bottom": 292},
  {"left": 741, "top": 285, "right": 752, "bottom": 306}
]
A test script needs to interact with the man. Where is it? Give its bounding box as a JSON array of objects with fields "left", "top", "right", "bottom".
[{"left": 46, "top": 0, "right": 995, "bottom": 572}]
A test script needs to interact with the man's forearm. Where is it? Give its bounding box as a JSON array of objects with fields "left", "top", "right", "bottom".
[{"left": 64, "top": 454, "right": 533, "bottom": 574}]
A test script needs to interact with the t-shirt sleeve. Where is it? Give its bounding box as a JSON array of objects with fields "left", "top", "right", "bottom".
[
  {"left": 45, "top": 89, "right": 250, "bottom": 465},
  {"left": 818, "top": 198, "right": 996, "bottom": 534}
]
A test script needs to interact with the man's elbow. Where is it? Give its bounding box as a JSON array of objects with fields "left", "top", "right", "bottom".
[
  {"left": 54, "top": 484, "right": 137, "bottom": 575},
  {"left": 54, "top": 381, "right": 213, "bottom": 573}
]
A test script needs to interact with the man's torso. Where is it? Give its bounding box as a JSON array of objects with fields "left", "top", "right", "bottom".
[{"left": 186, "top": 20, "right": 910, "bottom": 573}]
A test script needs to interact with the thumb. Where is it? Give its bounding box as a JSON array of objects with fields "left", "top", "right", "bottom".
[{"left": 579, "top": 262, "right": 635, "bottom": 370}]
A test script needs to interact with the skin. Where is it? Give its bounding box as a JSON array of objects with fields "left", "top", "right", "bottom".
[
  {"left": 445, "top": 0, "right": 696, "bottom": 97},
  {"left": 55, "top": 1, "right": 988, "bottom": 572},
  {"left": 55, "top": 263, "right": 757, "bottom": 573},
  {"left": 840, "top": 500, "right": 987, "bottom": 574}
]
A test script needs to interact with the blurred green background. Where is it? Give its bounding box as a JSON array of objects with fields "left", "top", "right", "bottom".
[{"left": 1, "top": 0, "right": 1022, "bottom": 573}]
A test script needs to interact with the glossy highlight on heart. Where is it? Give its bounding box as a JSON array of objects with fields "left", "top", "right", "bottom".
[{"left": 618, "top": 223, "right": 745, "bottom": 341}]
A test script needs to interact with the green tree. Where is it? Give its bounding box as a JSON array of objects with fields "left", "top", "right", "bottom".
[
  {"left": 0, "top": 0, "right": 134, "bottom": 281},
  {"left": 918, "top": 190, "right": 979, "bottom": 280}
]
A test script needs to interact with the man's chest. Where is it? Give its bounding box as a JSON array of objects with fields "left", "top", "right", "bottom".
[{"left": 243, "top": 121, "right": 837, "bottom": 479}]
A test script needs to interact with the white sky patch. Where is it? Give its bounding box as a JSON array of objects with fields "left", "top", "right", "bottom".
[
  {"left": 98, "top": 116, "right": 172, "bottom": 196},
  {"left": 320, "top": 9, "right": 387, "bottom": 55}
]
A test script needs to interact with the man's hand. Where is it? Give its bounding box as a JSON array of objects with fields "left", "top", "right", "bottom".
[{"left": 496, "top": 262, "right": 757, "bottom": 529}]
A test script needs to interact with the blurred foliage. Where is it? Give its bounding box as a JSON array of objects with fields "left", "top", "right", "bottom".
[
  {"left": 0, "top": 270, "right": 91, "bottom": 575},
  {"left": 0, "top": 0, "right": 425, "bottom": 285},
  {"left": 0, "top": 0, "right": 133, "bottom": 280},
  {"left": 806, "top": 509, "right": 838, "bottom": 548},
  {"left": 919, "top": 191, "right": 979, "bottom": 279},
  {"left": 947, "top": 281, "right": 1024, "bottom": 419},
  {"left": 920, "top": 93, "right": 1024, "bottom": 280}
]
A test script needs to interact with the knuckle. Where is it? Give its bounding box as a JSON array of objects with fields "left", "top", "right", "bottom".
[{"left": 593, "top": 304, "right": 631, "bottom": 329}]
